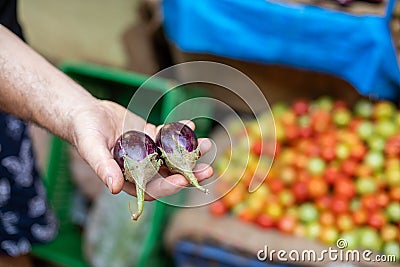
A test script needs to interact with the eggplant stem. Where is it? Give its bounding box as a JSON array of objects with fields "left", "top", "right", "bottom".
[
  {"left": 184, "top": 170, "right": 209, "bottom": 194},
  {"left": 131, "top": 182, "right": 145, "bottom": 221}
]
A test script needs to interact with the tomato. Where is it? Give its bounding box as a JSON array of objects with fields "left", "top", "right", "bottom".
[
  {"left": 238, "top": 208, "right": 257, "bottom": 223},
  {"left": 324, "top": 165, "right": 341, "bottom": 184},
  {"left": 321, "top": 146, "right": 336, "bottom": 161},
  {"left": 298, "top": 126, "right": 313, "bottom": 138},
  {"left": 352, "top": 208, "right": 368, "bottom": 225},
  {"left": 264, "top": 202, "right": 284, "bottom": 220},
  {"left": 336, "top": 213, "right": 355, "bottom": 232},
  {"left": 319, "top": 211, "right": 335, "bottom": 226},
  {"left": 356, "top": 164, "right": 373, "bottom": 177},
  {"left": 367, "top": 211, "right": 387, "bottom": 229},
  {"left": 307, "top": 177, "right": 328, "bottom": 199},
  {"left": 361, "top": 194, "right": 379, "bottom": 211},
  {"left": 315, "top": 195, "right": 332, "bottom": 211},
  {"left": 292, "top": 153, "right": 309, "bottom": 170},
  {"left": 256, "top": 214, "right": 275, "bottom": 229},
  {"left": 319, "top": 226, "right": 339, "bottom": 245},
  {"left": 390, "top": 186, "right": 400, "bottom": 201},
  {"left": 350, "top": 143, "right": 367, "bottom": 161},
  {"left": 292, "top": 99, "right": 310, "bottom": 116},
  {"left": 222, "top": 183, "right": 246, "bottom": 208},
  {"left": 376, "top": 191, "right": 390, "bottom": 208},
  {"left": 311, "top": 111, "right": 332, "bottom": 133},
  {"left": 277, "top": 215, "right": 297, "bottom": 234},
  {"left": 331, "top": 196, "right": 349, "bottom": 214},
  {"left": 267, "top": 178, "right": 285, "bottom": 194},
  {"left": 209, "top": 200, "right": 228, "bottom": 217},
  {"left": 251, "top": 139, "right": 263, "bottom": 156},
  {"left": 341, "top": 159, "right": 358, "bottom": 177},
  {"left": 292, "top": 180, "right": 309, "bottom": 203},
  {"left": 334, "top": 178, "right": 356, "bottom": 199}
]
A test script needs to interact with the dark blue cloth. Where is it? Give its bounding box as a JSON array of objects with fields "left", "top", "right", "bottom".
[
  {"left": 0, "top": 113, "right": 58, "bottom": 256},
  {"left": 162, "top": 0, "right": 400, "bottom": 100}
]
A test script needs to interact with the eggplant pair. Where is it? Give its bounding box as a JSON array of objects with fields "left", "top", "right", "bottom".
[{"left": 113, "top": 122, "right": 207, "bottom": 220}]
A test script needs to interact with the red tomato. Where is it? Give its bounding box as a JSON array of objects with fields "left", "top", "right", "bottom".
[
  {"left": 256, "top": 214, "right": 275, "bottom": 229},
  {"left": 267, "top": 178, "right": 285, "bottom": 194},
  {"left": 209, "top": 200, "right": 228, "bottom": 217},
  {"left": 277, "top": 215, "right": 297, "bottom": 234},
  {"left": 334, "top": 100, "right": 348, "bottom": 109},
  {"left": 324, "top": 165, "right": 341, "bottom": 184},
  {"left": 292, "top": 99, "right": 310, "bottom": 116},
  {"left": 315, "top": 195, "right": 332, "bottom": 211},
  {"left": 334, "top": 178, "right": 356, "bottom": 199},
  {"left": 331, "top": 196, "right": 349, "bottom": 214},
  {"left": 311, "top": 111, "right": 332, "bottom": 133},
  {"left": 341, "top": 160, "right": 358, "bottom": 177},
  {"left": 285, "top": 125, "right": 299, "bottom": 141},
  {"left": 367, "top": 211, "right": 387, "bottom": 229},
  {"left": 251, "top": 139, "right": 263, "bottom": 156},
  {"left": 321, "top": 146, "right": 336, "bottom": 161},
  {"left": 298, "top": 126, "right": 313, "bottom": 138},
  {"left": 376, "top": 191, "right": 390, "bottom": 208},
  {"left": 361, "top": 194, "right": 379, "bottom": 211},
  {"left": 292, "top": 180, "right": 309, "bottom": 203}
]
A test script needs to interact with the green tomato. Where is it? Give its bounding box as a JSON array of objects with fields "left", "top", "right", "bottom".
[
  {"left": 376, "top": 120, "right": 398, "bottom": 139},
  {"left": 336, "top": 143, "right": 350, "bottom": 160},
  {"left": 386, "top": 202, "right": 400, "bottom": 222},
  {"left": 299, "top": 203, "right": 319, "bottom": 224},
  {"left": 363, "top": 151, "right": 384, "bottom": 171},
  {"left": 354, "top": 99, "right": 373, "bottom": 119},
  {"left": 339, "top": 230, "right": 360, "bottom": 250},
  {"left": 357, "top": 121, "right": 375, "bottom": 140},
  {"left": 383, "top": 241, "right": 400, "bottom": 261},
  {"left": 355, "top": 177, "right": 377, "bottom": 195},
  {"left": 307, "top": 157, "right": 326, "bottom": 175},
  {"left": 333, "top": 109, "right": 352, "bottom": 127},
  {"left": 358, "top": 227, "right": 383, "bottom": 252}
]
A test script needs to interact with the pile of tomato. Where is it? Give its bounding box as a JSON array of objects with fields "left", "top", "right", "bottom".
[{"left": 210, "top": 97, "right": 400, "bottom": 258}]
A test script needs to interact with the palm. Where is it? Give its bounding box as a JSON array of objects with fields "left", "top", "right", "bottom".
[{"left": 71, "top": 100, "right": 213, "bottom": 200}]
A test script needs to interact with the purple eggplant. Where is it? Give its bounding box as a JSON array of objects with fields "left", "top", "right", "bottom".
[
  {"left": 113, "top": 130, "right": 162, "bottom": 220},
  {"left": 156, "top": 122, "right": 208, "bottom": 193}
]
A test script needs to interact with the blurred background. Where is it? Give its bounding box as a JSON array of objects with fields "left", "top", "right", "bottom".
[{"left": 17, "top": 0, "right": 400, "bottom": 267}]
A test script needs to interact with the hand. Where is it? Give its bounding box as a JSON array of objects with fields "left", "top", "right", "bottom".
[{"left": 70, "top": 99, "right": 213, "bottom": 200}]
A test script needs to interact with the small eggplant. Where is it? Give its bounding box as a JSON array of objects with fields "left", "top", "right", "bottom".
[
  {"left": 156, "top": 122, "right": 208, "bottom": 193},
  {"left": 113, "top": 130, "right": 162, "bottom": 220}
]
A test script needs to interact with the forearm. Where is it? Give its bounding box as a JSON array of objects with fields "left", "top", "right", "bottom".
[{"left": 0, "top": 24, "right": 96, "bottom": 143}]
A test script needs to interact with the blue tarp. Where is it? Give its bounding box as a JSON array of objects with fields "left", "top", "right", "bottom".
[{"left": 162, "top": 0, "right": 400, "bottom": 100}]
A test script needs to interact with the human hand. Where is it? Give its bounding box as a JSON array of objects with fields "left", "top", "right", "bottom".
[{"left": 70, "top": 100, "right": 213, "bottom": 200}]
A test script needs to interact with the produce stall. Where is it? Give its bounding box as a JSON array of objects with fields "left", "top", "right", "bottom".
[{"left": 159, "top": 0, "right": 400, "bottom": 266}]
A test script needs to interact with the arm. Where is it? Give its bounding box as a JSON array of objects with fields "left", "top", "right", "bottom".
[{"left": 0, "top": 25, "right": 213, "bottom": 198}]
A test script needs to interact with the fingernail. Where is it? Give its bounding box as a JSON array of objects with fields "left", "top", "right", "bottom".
[{"left": 107, "top": 176, "right": 113, "bottom": 193}]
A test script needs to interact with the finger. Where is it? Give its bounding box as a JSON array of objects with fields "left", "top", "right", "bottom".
[
  {"left": 78, "top": 136, "right": 125, "bottom": 194},
  {"left": 145, "top": 164, "right": 213, "bottom": 200},
  {"left": 198, "top": 138, "right": 212, "bottom": 155},
  {"left": 193, "top": 163, "right": 214, "bottom": 181},
  {"left": 145, "top": 174, "right": 190, "bottom": 200},
  {"left": 179, "top": 120, "right": 195, "bottom": 130}
]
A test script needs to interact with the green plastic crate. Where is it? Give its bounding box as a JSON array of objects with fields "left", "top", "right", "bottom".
[{"left": 32, "top": 61, "right": 213, "bottom": 267}]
